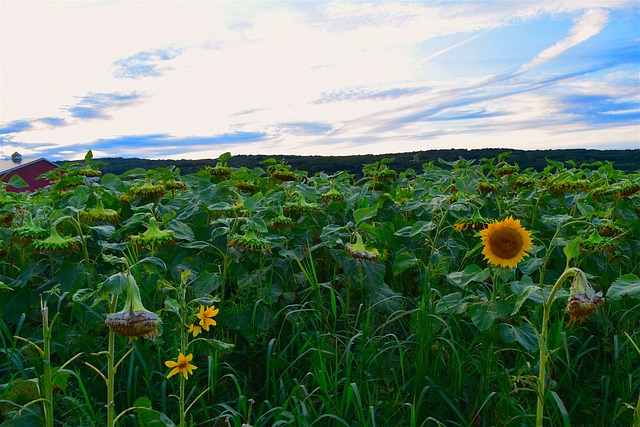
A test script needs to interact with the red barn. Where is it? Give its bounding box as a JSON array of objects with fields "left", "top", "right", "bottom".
[{"left": 0, "top": 152, "right": 58, "bottom": 192}]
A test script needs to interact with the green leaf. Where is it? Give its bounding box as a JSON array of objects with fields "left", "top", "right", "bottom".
[
  {"left": 191, "top": 272, "right": 223, "bottom": 297},
  {"left": 499, "top": 323, "right": 538, "bottom": 351},
  {"left": 606, "top": 274, "right": 640, "bottom": 301},
  {"left": 353, "top": 206, "right": 378, "bottom": 226},
  {"left": 563, "top": 237, "right": 581, "bottom": 264},
  {"left": 394, "top": 221, "right": 436, "bottom": 237},
  {"left": 218, "top": 152, "right": 232, "bottom": 163},
  {"left": 0, "top": 282, "right": 12, "bottom": 292},
  {"left": 164, "top": 297, "right": 180, "bottom": 315},
  {"left": 85, "top": 150, "right": 93, "bottom": 162},
  {"left": 134, "top": 396, "right": 176, "bottom": 427},
  {"left": 469, "top": 300, "right": 509, "bottom": 331},
  {"left": 446, "top": 264, "right": 490, "bottom": 288},
  {"left": 91, "top": 224, "right": 116, "bottom": 239},
  {"left": 469, "top": 303, "right": 496, "bottom": 331},
  {"left": 200, "top": 338, "right": 235, "bottom": 351},
  {"left": 167, "top": 219, "right": 195, "bottom": 241},
  {"left": 7, "top": 174, "right": 28, "bottom": 189},
  {"left": 101, "top": 272, "right": 128, "bottom": 296},
  {"left": 511, "top": 285, "right": 542, "bottom": 315},
  {"left": 436, "top": 292, "right": 469, "bottom": 315},
  {"left": 392, "top": 252, "right": 419, "bottom": 275}
]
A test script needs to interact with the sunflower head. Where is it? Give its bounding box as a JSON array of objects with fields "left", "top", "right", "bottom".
[
  {"left": 130, "top": 216, "right": 175, "bottom": 248},
  {"left": 480, "top": 216, "right": 532, "bottom": 268},
  {"left": 34, "top": 225, "right": 79, "bottom": 254},
  {"left": 565, "top": 270, "right": 605, "bottom": 328},
  {"left": 105, "top": 272, "right": 161, "bottom": 340}
]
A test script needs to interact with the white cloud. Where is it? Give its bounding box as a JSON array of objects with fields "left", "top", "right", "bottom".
[
  {"left": 518, "top": 9, "right": 610, "bottom": 74},
  {"left": 1, "top": 1, "right": 637, "bottom": 159}
]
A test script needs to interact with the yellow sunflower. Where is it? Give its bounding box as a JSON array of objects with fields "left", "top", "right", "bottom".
[
  {"left": 165, "top": 352, "right": 197, "bottom": 380},
  {"left": 480, "top": 216, "right": 532, "bottom": 268}
]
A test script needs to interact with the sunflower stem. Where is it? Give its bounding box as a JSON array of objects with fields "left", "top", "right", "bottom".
[{"left": 536, "top": 267, "right": 579, "bottom": 427}]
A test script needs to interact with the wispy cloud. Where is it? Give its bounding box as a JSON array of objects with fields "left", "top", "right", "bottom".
[
  {"left": 0, "top": 120, "right": 32, "bottom": 135},
  {"left": 65, "top": 92, "right": 145, "bottom": 119},
  {"left": 518, "top": 9, "right": 610, "bottom": 74},
  {"left": 113, "top": 48, "right": 184, "bottom": 79}
]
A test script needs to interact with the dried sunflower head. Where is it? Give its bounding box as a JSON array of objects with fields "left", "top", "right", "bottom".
[
  {"left": 33, "top": 225, "right": 79, "bottom": 253},
  {"left": 270, "top": 213, "right": 294, "bottom": 229},
  {"left": 478, "top": 181, "right": 499, "bottom": 194},
  {"left": 12, "top": 212, "right": 49, "bottom": 244},
  {"left": 614, "top": 182, "right": 640, "bottom": 199},
  {"left": 495, "top": 164, "right": 520, "bottom": 177},
  {"left": 235, "top": 180, "right": 258, "bottom": 195},
  {"left": 79, "top": 197, "right": 120, "bottom": 224},
  {"left": 345, "top": 232, "right": 379, "bottom": 262},
  {"left": 105, "top": 272, "right": 160, "bottom": 340},
  {"left": 454, "top": 205, "right": 488, "bottom": 232},
  {"left": 565, "top": 270, "right": 605, "bottom": 328},
  {"left": 228, "top": 229, "right": 271, "bottom": 253},
  {"left": 597, "top": 220, "right": 622, "bottom": 237},
  {"left": 283, "top": 192, "right": 319, "bottom": 214},
  {"left": 129, "top": 177, "right": 166, "bottom": 199},
  {"left": 204, "top": 164, "right": 233, "bottom": 179},
  {"left": 164, "top": 179, "right": 188, "bottom": 191},
  {"left": 76, "top": 168, "right": 102, "bottom": 178},
  {"left": 579, "top": 230, "right": 617, "bottom": 253},
  {"left": 320, "top": 187, "right": 345, "bottom": 203},
  {"left": 130, "top": 216, "right": 175, "bottom": 248}
]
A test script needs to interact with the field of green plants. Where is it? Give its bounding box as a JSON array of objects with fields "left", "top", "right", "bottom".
[{"left": 1, "top": 151, "right": 639, "bottom": 427}]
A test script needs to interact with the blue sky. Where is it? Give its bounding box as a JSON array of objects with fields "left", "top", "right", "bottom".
[{"left": 1, "top": 1, "right": 638, "bottom": 161}]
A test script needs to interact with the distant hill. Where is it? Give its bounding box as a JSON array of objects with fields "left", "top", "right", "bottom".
[{"left": 80, "top": 148, "right": 639, "bottom": 176}]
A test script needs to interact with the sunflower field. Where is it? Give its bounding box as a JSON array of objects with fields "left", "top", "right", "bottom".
[{"left": 1, "top": 150, "right": 639, "bottom": 427}]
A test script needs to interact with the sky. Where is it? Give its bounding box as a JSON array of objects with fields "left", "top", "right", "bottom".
[{"left": 1, "top": 1, "right": 639, "bottom": 161}]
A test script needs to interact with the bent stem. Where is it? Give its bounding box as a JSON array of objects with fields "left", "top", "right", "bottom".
[{"left": 536, "top": 267, "right": 579, "bottom": 427}]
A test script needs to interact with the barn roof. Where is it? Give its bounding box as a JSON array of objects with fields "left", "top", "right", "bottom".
[{"left": 0, "top": 157, "right": 59, "bottom": 175}]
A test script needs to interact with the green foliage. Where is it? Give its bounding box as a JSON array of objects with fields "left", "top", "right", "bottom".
[{"left": 0, "top": 150, "right": 638, "bottom": 426}]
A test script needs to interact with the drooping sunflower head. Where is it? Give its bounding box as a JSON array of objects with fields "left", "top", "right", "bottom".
[{"left": 479, "top": 216, "right": 532, "bottom": 268}]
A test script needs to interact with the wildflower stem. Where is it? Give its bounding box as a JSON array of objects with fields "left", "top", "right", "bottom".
[
  {"left": 41, "top": 298, "right": 54, "bottom": 427},
  {"left": 536, "top": 267, "right": 580, "bottom": 427},
  {"left": 107, "top": 295, "right": 118, "bottom": 427},
  {"left": 179, "top": 374, "right": 186, "bottom": 427}
]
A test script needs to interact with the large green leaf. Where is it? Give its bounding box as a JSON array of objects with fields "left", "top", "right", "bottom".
[
  {"left": 469, "top": 300, "right": 510, "bottom": 331},
  {"left": 191, "top": 272, "right": 223, "bottom": 297},
  {"left": 7, "top": 174, "right": 28, "bottom": 189},
  {"left": 353, "top": 206, "right": 378, "bottom": 226},
  {"left": 394, "top": 220, "right": 436, "bottom": 237},
  {"left": 446, "top": 264, "right": 490, "bottom": 288},
  {"left": 134, "top": 396, "right": 175, "bottom": 427},
  {"left": 499, "top": 323, "right": 538, "bottom": 351},
  {"left": 606, "top": 274, "right": 640, "bottom": 301},
  {"left": 392, "top": 252, "right": 419, "bottom": 276}
]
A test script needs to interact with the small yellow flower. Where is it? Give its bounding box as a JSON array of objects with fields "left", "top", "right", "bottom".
[
  {"left": 188, "top": 323, "right": 202, "bottom": 337},
  {"left": 165, "top": 352, "right": 197, "bottom": 380},
  {"left": 480, "top": 216, "right": 532, "bottom": 268},
  {"left": 197, "top": 305, "right": 219, "bottom": 331}
]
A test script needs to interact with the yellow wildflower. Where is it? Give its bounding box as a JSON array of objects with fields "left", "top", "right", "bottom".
[
  {"left": 197, "top": 305, "right": 219, "bottom": 331},
  {"left": 165, "top": 352, "right": 197, "bottom": 380}
]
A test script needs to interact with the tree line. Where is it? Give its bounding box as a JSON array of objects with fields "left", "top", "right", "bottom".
[{"left": 76, "top": 148, "right": 639, "bottom": 176}]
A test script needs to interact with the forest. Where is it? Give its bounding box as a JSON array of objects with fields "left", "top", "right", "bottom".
[{"left": 80, "top": 148, "right": 639, "bottom": 177}]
